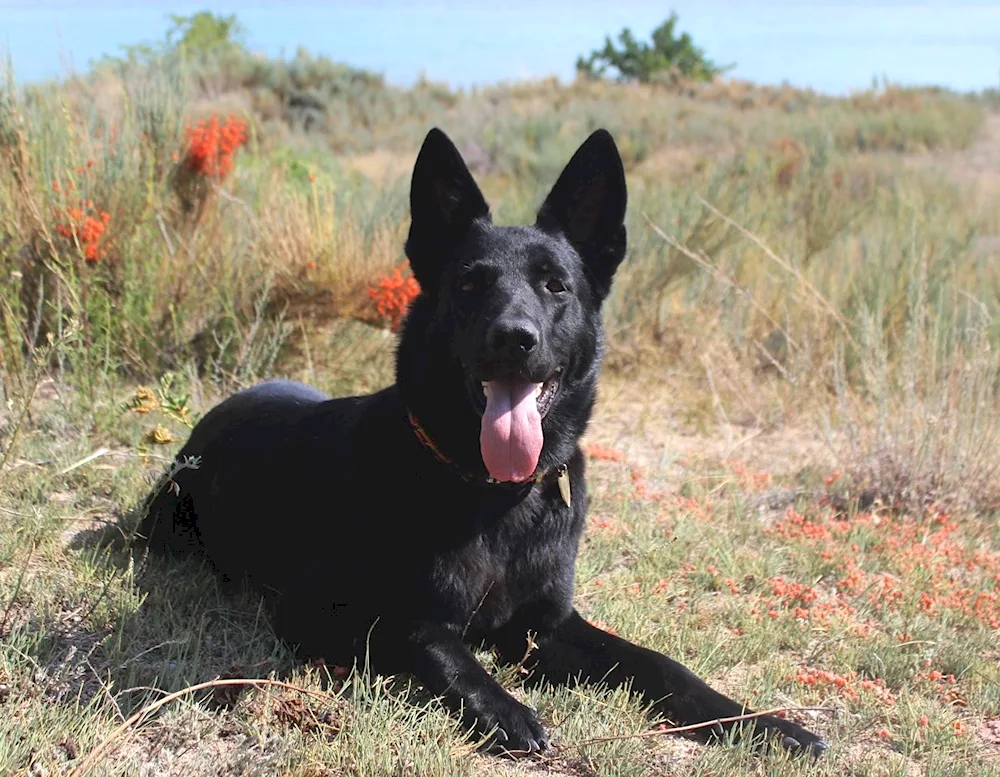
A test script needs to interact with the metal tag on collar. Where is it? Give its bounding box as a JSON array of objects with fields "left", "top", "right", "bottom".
[{"left": 556, "top": 464, "right": 571, "bottom": 508}]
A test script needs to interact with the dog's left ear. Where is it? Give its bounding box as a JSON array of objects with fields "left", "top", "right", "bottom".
[{"left": 535, "top": 129, "right": 627, "bottom": 300}]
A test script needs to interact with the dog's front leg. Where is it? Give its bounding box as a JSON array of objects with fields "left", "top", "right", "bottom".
[
  {"left": 510, "top": 610, "right": 827, "bottom": 757},
  {"left": 275, "top": 594, "right": 548, "bottom": 754},
  {"left": 370, "top": 621, "right": 550, "bottom": 755}
]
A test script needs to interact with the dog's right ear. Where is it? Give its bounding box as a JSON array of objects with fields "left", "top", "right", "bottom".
[{"left": 405, "top": 128, "right": 490, "bottom": 288}]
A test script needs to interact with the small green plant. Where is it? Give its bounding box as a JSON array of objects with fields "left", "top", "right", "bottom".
[
  {"left": 576, "top": 12, "right": 732, "bottom": 84},
  {"left": 99, "top": 10, "right": 246, "bottom": 68},
  {"left": 166, "top": 11, "right": 246, "bottom": 56},
  {"left": 120, "top": 372, "right": 196, "bottom": 428}
]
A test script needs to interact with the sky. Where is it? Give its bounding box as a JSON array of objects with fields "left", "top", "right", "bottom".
[{"left": 1, "top": 1, "right": 999, "bottom": 95}]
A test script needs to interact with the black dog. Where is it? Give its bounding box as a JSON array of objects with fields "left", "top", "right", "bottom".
[{"left": 138, "top": 128, "right": 827, "bottom": 758}]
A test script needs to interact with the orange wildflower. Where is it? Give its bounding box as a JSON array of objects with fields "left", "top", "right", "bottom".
[
  {"left": 54, "top": 200, "right": 111, "bottom": 263},
  {"left": 182, "top": 114, "right": 249, "bottom": 180},
  {"left": 793, "top": 666, "right": 896, "bottom": 706},
  {"left": 367, "top": 262, "right": 420, "bottom": 333},
  {"left": 584, "top": 443, "right": 625, "bottom": 462}
]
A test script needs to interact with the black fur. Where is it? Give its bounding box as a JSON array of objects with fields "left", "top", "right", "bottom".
[{"left": 138, "top": 128, "right": 827, "bottom": 758}]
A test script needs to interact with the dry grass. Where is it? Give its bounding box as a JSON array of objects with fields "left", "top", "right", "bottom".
[
  {"left": 2, "top": 362, "right": 1000, "bottom": 776},
  {"left": 2, "top": 42, "right": 1000, "bottom": 777}
]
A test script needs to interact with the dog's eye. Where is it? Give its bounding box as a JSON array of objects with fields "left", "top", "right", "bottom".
[
  {"left": 545, "top": 278, "right": 567, "bottom": 294},
  {"left": 459, "top": 280, "right": 476, "bottom": 293}
]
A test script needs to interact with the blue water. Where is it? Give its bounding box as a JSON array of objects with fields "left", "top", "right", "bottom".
[{"left": 1, "top": 1, "right": 999, "bottom": 95}]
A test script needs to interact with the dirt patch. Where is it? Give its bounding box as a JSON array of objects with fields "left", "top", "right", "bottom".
[
  {"left": 115, "top": 719, "right": 285, "bottom": 777},
  {"left": 584, "top": 374, "right": 834, "bottom": 489}
]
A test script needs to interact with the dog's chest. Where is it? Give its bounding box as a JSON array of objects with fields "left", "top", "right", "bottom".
[{"left": 429, "top": 496, "right": 578, "bottom": 637}]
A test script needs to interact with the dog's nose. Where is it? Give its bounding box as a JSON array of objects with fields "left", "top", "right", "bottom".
[{"left": 487, "top": 321, "right": 539, "bottom": 359}]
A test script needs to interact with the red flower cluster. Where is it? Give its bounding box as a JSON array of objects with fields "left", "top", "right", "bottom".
[
  {"left": 367, "top": 262, "right": 420, "bottom": 333},
  {"left": 183, "top": 115, "right": 248, "bottom": 179},
  {"left": 792, "top": 666, "right": 897, "bottom": 707},
  {"left": 917, "top": 665, "right": 970, "bottom": 707},
  {"left": 584, "top": 443, "right": 626, "bottom": 462},
  {"left": 729, "top": 461, "right": 772, "bottom": 491},
  {"left": 765, "top": 507, "right": 1000, "bottom": 630},
  {"left": 54, "top": 198, "right": 111, "bottom": 263}
]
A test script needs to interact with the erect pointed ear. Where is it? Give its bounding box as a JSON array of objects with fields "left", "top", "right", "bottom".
[
  {"left": 404, "top": 128, "right": 490, "bottom": 288},
  {"left": 535, "top": 129, "right": 627, "bottom": 300}
]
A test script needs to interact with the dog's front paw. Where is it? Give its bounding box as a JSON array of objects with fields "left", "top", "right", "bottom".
[
  {"left": 467, "top": 692, "right": 549, "bottom": 757},
  {"left": 771, "top": 716, "right": 828, "bottom": 759},
  {"left": 731, "top": 714, "right": 828, "bottom": 759}
]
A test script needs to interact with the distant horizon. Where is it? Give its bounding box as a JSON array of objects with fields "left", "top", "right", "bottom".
[{"left": 1, "top": 1, "right": 999, "bottom": 96}]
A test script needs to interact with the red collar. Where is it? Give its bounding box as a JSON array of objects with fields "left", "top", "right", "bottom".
[{"left": 406, "top": 409, "right": 549, "bottom": 487}]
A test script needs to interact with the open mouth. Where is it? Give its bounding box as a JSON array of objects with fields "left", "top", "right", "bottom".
[
  {"left": 478, "top": 368, "right": 561, "bottom": 419},
  {"left": 471, "top": 367, "right": 562, "bottom": 484}
]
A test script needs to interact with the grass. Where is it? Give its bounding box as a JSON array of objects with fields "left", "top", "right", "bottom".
[
  {"left": 4, "top": 372, "right": 1000, "bottom": 776},
  {"left": 2, "top": 40, "right": 1000, "bottom": 776}
]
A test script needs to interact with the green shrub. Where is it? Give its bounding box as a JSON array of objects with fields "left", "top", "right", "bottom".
[{"left": 576, "top": 13, "right": 733, "bottom": 84}]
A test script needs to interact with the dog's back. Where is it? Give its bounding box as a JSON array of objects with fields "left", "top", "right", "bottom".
[{"left": 138, "top": 379, "right": 332, "bottom": 561}]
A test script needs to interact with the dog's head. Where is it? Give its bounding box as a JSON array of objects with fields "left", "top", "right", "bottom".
[{"left": 398, "top": 128, "right": 627, "bottom": 483}]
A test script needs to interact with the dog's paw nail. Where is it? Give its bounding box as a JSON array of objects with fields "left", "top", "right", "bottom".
[
  {"left": 528, "top": 738, "right": 539, "bottom": 752},
  {"left": 781, "top": 736, "right": 802, "bottom": 750},
  {"left": 496, "top": 728, "right": 509, "bottom": 743},
  {"left": 811, "top": 739, "right": 829, "bottom": 757},
  {"left": 713, "top": 722, "right": 725, "bottom": 737}
]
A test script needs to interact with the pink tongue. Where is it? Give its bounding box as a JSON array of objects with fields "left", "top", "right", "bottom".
[{"left": 480, "top": 379, "right": 543, "bottom": 482}]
